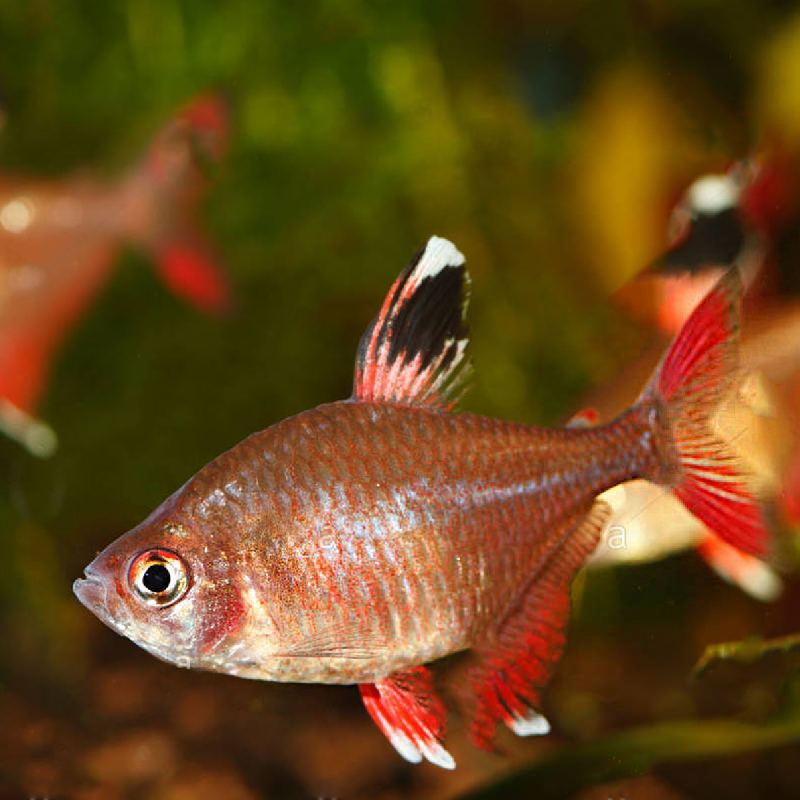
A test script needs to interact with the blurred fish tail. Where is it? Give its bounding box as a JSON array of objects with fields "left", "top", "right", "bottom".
[
  {"left": 126, "top": 94, "right": 233, "bottom": 315},
  {"left": 639, "top": 269, "right": 770, "bottom": 556}
]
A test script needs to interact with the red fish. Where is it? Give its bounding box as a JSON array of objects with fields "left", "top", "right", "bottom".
[
  {"left": 601, "top": 158, "right": 800, "bottom": 594},
  {"left": 0, "top": 94, "right": 231, "bottom": 456},
  {"left": 615, "top": 157, "right": 797, "bottom": 336},
  {"left": 74, "top": 237, "right": 767, "bottom": 768}
]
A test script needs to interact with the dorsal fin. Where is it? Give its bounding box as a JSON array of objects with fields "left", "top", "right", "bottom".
[{"left": 353, "top": 236, "right": 472, "bottom": 409}]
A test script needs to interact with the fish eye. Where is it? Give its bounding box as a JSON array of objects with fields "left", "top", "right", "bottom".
[{"left": 129, "top": 549, "right": 190, "bottom": 607}]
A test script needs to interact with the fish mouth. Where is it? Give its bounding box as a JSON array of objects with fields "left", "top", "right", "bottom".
[{"left": 73, "top": 568, "right": 108, "bottom": 614}]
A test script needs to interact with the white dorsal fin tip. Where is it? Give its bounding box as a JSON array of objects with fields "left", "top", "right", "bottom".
[
  {"left": 419, "top": 236, "right": 466, "bottom": 276},
  {"left": 353, "top": 236, "right": 472, "bottom": 408}
]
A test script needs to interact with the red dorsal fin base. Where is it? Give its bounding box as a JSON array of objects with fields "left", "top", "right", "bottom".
[
  {"left": 566, "top": 408, "right": 599, "bottom": 429},
  {"left": 359, "top": 666, "right": 454, "bottom": 769},
  {"left": 466, "top": 501, "right": 610, "bottom": 749},
  {"left": 353, "top": 236, "right": 472, "bottom": 409}
]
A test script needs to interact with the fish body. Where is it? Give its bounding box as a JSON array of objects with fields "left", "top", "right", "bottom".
[
  {"left": 82, "top": 400, "right": 664, "bottom": 685},
  {"left": 75, "top": 237, "right": 767, "bottom": 768},
  {"left": 0, "top": 94, "right": 231, "bottom": 456}
]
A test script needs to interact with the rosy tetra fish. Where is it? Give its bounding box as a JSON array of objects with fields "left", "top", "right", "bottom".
[
  {"left": 0, "top": 94, "right": 231, "bottom": 456},
  {"left": 74, "top": 237, "right": 768, "bottom": 768}
]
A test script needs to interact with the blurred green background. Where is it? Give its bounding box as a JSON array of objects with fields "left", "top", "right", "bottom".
[{"left": 2, "top": 1, "right": 800, "bottom": 798}]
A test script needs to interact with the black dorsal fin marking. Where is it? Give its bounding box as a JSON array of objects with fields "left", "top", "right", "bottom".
[{"left": 353, "top": 236, "right": 472, "bottom": 409}]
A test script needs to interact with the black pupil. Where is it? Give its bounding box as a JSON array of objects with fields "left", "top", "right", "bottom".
[{"left": 142, "top": 563, "right": 172, "bottom": 594}]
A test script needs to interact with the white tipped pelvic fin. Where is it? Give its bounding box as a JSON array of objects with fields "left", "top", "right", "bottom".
[
  {"left": 418, "top": 740, "right": 456, "bottom": 770},
  {"left": 359, "top": 667, "right": 455, "bottom": 769},
  {"left": 388, "top": 730, "right": 456, "bottom": 769},
  {"left": 372, "top": 699, "right": 456, "bottom": 769},
  {"left": 507, "top": 708, "right": 551, "bottom": 737},
  {"left": 388, "top": 729, "right": 423, "bottom": 764}
]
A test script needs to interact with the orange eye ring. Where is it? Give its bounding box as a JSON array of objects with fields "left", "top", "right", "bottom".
[{"left": 129, "top": 548, "right": 190, "bottom": 607}]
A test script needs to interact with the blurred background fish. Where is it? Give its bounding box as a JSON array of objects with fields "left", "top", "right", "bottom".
[
  {"left": 586, "top": 151, "right": 800, "bottom": 600},
  {"left": 0, "top": 94, "right": 231, "bottom": 457}
]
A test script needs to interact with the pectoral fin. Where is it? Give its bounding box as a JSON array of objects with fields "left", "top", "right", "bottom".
[{"left": 276, "top": 625, "right": 391, "bottom": 660}]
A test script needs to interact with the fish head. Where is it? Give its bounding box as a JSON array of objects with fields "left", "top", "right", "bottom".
[{"left": 74, "top": 499, "right": 248, "bottom": 671}]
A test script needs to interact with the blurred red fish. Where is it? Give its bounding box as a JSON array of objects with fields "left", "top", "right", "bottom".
[
  {"left": 615, "top": 156, "right": 798, "bottom": 336},
  {"left": 595, "top": 157, "right": 800, "bottom": 596},
  {"left": 74, "top": 237, "right": 766, "bottom": 768},
  {"left": 0, "top": 94, "right": 232, "bottom": 456}
]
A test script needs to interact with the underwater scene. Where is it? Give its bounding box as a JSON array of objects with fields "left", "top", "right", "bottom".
[{"left": 3, "top": 1, "right": 800, "bottom": 798}]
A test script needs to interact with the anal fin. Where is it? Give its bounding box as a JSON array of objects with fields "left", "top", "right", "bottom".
[
  {"left": 360, "top": 666, "right": 454, "bottom": 769},
  {"left": 467, "top": 500, "right": 611, "bottom": 748}
]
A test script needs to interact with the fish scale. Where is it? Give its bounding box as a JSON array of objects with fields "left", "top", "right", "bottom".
[{"left": 174, "top": 400, "right": 655, "bottom": 682}]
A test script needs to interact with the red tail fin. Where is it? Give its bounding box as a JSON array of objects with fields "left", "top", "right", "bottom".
[{"left": 648, "top": 270, "right": 770, "bottom": 556}]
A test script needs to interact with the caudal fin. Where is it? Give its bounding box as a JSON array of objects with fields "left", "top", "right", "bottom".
[
  {"left": 647, "top": 270, "right": 770, "bottom": 556},
  {"left": 136, "top": 95, "right": 233, "bottom": 315}
]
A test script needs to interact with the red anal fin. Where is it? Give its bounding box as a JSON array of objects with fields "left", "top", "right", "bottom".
[
  {"left": 154, "top": 238, "right": 232, "bottom": 316},
  {"left": 566, "top": 408, "right": 599, "bottom": 429},
  {"left": 467, "top": 501, "right": 610, "bottom": 749},
  {"left": 353, "top": 236, "right": 472, "bottom": 409},
  {"left": 360, "top": 666, "right": 454, "bottom": 769},
  {"left": 696, "top": 533, "right": 782, "bottom": 602}
]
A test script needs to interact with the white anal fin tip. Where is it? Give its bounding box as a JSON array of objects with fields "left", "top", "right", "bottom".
[{"left": 507, "top": 709, "right": 551, "bottom": 737}]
